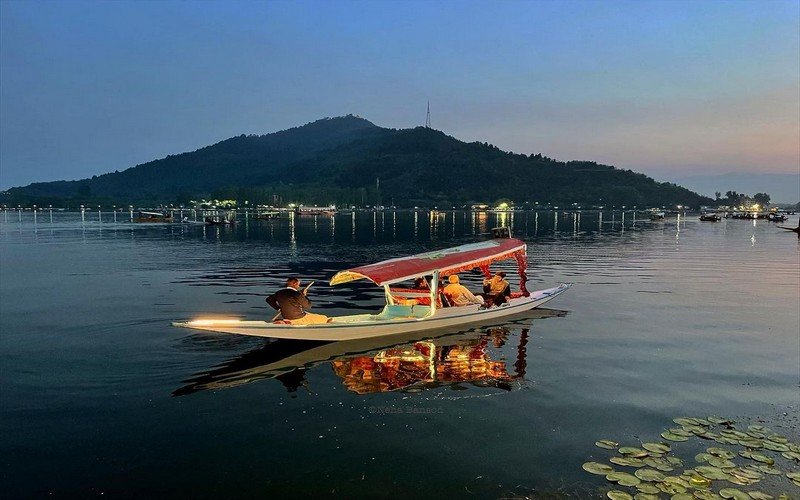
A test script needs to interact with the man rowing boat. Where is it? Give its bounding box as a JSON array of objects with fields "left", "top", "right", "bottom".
[{"left": 266, "top": 278, "right": 331, "bottom": 325}]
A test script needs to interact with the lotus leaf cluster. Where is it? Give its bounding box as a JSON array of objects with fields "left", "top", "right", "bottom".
[{"left": 582, "top": 416, "right": 800, "bottom": 499}]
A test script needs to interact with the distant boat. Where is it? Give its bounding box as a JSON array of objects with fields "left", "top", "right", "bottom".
[
  {"left": 767, "top": 213, "right": 787, "bottom": 222},
  {"left": 134, "top": 211, "right": 173, "bottom": 223},
  {"left": 649, "top": 212, "right": 665, "bottom": 220},
  {"left": 699, "top": 214, "right": 721, "bottom": 222},
  {"left": 204, "top": 215, "right": 235, "bottom": 225},
  {"left": 295, "top": 206, "right": 336, "bottom": 216},
  {"left": 253, "top": 211, "right": 280, "bottom": 220}
]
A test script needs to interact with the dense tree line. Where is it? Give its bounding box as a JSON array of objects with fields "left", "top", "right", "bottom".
[{"left": 2, "top": 115, "right": 714, "bottom": 208}]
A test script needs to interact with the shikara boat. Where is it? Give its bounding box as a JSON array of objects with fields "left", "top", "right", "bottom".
[
  {"left": 173, "top": 310, "right": 566, "bottom": 396},
  {"left": 173, "top": 234, "right": 572, "bottom": 341},
  {"left": 699, "top": 213, "right": 721, "bottom": 222}
]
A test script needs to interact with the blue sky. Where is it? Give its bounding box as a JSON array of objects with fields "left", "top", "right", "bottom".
[{"left": 1, "top": 0, "right": 798, "bottom": 188}]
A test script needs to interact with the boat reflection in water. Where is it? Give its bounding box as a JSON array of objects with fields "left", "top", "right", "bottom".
[
  {"left": 331, "top": 327, "right": 519, "bottom": 394},
  {"left": 173, "top": 308, "right": 567, "bottom": 396}
]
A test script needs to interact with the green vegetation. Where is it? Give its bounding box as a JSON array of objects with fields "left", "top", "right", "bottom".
[
  {"left": 1, "top": 115, "right": 714, "bottom": 208},
  {"left": 583, "top": 416, "right": 800, "bottom": 499}
]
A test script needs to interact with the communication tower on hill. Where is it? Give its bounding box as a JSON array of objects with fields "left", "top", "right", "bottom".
[{"left": 425, "top": 100, "right": 431, "bottom": 129}]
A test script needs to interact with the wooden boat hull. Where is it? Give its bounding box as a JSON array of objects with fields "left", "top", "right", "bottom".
[{"left": 173, "top": 283, "right": 572, "bottom": 341}]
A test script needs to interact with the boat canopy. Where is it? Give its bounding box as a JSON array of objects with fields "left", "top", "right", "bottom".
[{"left": 330, "top": 238, "right": 528, "bottom": 288}]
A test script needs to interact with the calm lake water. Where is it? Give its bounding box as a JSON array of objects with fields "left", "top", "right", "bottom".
[{"left": 1, "top": 210, "right": 798, "bottom": 498}]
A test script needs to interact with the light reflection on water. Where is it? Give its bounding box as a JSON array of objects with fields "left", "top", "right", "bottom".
[{"left": 1, "top": 211, "right": 798, "bottom": 497}]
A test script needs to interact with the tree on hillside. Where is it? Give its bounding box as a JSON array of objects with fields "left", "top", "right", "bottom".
[
  {"left": 752, "top": 193, "right": 770, "bottom": 206},
  {"left": 724, "top": 191, "right": 747, "bottom": 207}
]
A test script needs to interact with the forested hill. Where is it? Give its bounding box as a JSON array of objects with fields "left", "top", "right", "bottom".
[{"left": 2, "top": 115, "right": 712, "bottom": 208}]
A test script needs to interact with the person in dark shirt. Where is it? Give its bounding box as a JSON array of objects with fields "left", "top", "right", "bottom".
[{"left": 266, "top": 277, "right": 330, "bottom": 324}]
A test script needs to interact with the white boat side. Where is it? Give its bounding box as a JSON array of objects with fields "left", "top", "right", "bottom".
[{"left": 173, "top": 283, "right": 572, "bottom": 341}]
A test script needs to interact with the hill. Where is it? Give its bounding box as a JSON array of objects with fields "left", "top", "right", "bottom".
[{"left": 1, "top": 115, "right": 712, "bottom": 208}]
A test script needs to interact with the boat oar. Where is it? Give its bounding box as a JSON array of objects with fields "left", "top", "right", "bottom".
[{"left": 270, "top": 281, "right": 315, "bottom": 321}]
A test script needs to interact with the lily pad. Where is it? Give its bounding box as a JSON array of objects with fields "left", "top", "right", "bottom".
[
  {"left": 725, "top": 474, "right": 754, "bottom": 486},
  {"left": 719, "top": 488, "right": 749, "bottom": 500},
  {"left": 635, "top": 468, "right": 666, "bottom": 482},
  {"left": 643, "top": 457, "right": 673, "bottom": 471},
  {"left": 693, "top": 491, "right": 723, "bottom": 500},
  {"left": 750, "top": 465, "right": 781, "bottom": 475},
  {"left": 608, "top": 490, "right": 633, "bottom": 500},
  {"left": 721, "top": 430, "right": 749, "bottom": 439},
  {"left": 610, "top": 456, "right": 645, "bottom": 467},
  {"left": 633, "top": 494, "right": 658, "bottom": 500},
  {"left": 583, "top": 461, "right": 614, "bottom": 475},
  {"left": 642, "top": 442, "right": 671, "bottom": 454},
  {"left": 707, "top": 447, "right": 735, "bottom": 459},
  {"left": 781, "top": 451, "right": 800, "bottom": 461},
  {"left": 747, "top": 492, "right": 772, "bottom": 499},
  {"left": 685, "top": 474, "right": 711, "bottom": 488},
  {"left": 619, "top": 447, "right": 649, "bottom": 457},
  {"left": 695, "top": 453, "right": 713, "bottom": 463},
  {"left": 738, "top": 438, "right": 764, "bottom": 449},
  {"left": 607, "top": 471, "right": 641, "bottom": 486},
  {"left": 662, "top": 431, "right": 690, "bottom": 442},
  {"left": 656, "top": 481, "right": 687, "bottom": 495},
  {"left": 762, "top": 441, "right": 789, "bottom": 452},
  {"left": 731, "top": 468, "right": 761, "bottom": 480},
  {"left": 786, "top": 471, "right": 800, "bottom": 480},
  {"left": 695, "top": 466, "right": 729, "bottom": 480},
  {"left": 636, "top": 483, "right": 660, "bottom": 494},
  {"left": 707, "top": 456, "right": 736, "bottom": 468},
  {"left": 766, "top": 435, "right": 788, "bottom": 444},
  {"left": 597, "top": 439, "right": 620, "bottom": 449},
  {"left": 671, "top": 494, "right": 694, "bottom": 500},
  {"left": 748, "top": 453, "right": 774, "bottom": 465}
]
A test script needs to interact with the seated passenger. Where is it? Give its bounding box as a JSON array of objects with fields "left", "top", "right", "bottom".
[
  {"left": 483, "top": 272, "right": 511, "bottom": 307},
  {"left": 412, "top": 277, "right": 429, "bottom": 290},
  {"left": 443, "top": 275, "right": 484, "bottom": 307},
  {"left": 265, "top": 277, "right": 331, "bottom": 324}
]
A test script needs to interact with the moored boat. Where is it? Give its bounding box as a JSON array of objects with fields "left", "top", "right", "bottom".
[
  {"left": 204, "top": 215, "right": 236, "bottom": 225},
  {"left": 173, "top": 232, "right": 572, "bottom": 341},
  {"left": 699, "top": 213, "right": 721, "bottom": 222},
  {"left": 767, "top": 212, "right": 787, "bottom": 222},
  {"left": 295, "top": 205, "right": 337, "bottom": 216},
  {"left": 134, "top": 211, "right": 173, "bottom": 223}
]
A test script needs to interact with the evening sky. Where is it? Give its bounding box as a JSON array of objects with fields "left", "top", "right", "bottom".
[{"left": 1, "top": 0, "right": 798, "bottom": 188}]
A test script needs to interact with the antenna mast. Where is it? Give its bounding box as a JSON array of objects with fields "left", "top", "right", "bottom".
[{"left": 425, "top": 100, "right": 431, "bottom": 128}]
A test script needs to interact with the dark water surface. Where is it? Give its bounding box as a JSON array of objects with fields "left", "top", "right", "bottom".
[{"left": 1, "top": 210, "right": 798, "bottom": 498}]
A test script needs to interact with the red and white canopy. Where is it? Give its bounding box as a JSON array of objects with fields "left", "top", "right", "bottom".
[{"left": 330, "top": 238, "right": 527, "bottom": 286}]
